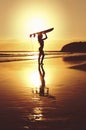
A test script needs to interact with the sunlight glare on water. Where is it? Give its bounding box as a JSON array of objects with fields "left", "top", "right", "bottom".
[
  {"left": 28, "top": 107, "right": 43, "bottom": 121},
  {"left": 30, "top": 70, "right": 41, "bottom": 87},
  {"left": 21, "top": 67, "right": 41, "bottom": 89}
]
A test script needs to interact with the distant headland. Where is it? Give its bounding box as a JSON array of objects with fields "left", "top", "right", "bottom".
[{"left": 61, "top": 42, "right": 86, "bottom": 52}]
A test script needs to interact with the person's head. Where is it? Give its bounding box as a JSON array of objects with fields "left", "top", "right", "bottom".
[{"left": 38, "top": 33, "right": 43, "bottom": 38}]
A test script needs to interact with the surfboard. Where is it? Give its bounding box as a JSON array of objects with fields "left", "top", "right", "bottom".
[{"left": 30, "top": 27, "right": 54, "bottom": 37}]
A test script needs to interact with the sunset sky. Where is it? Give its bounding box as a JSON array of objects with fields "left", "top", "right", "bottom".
[{"left": 0, "top": 0, "right": 86, "bottom": 51}]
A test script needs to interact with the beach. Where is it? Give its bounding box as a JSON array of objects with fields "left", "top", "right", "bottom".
[{"left": 0, "top": 54, "right": 86, "bottom": 130}]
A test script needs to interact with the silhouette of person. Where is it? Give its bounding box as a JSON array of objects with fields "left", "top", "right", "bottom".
[{"left": 38, "top": 33, "right": 47, "bottom": 65}]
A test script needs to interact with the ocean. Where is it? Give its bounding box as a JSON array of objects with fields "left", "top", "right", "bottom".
[{"left": 0, "top": 51, "right": 86, "bottom": 62}]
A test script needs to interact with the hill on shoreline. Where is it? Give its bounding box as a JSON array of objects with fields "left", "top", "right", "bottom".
[{"left": 61, "top": 42, "right": 86, "bottom": 52}]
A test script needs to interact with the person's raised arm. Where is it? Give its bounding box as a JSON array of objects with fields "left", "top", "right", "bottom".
[{"left": 43, "top": 33, "right": 48, "bottom": 40}]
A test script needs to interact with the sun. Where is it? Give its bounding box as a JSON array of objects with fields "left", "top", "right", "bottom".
[
  {"left": 31, "top": 17, "right": 47, "bottom": 32},
  {"left": 27, "top": 16, "right": 48, "bottom": 34}
]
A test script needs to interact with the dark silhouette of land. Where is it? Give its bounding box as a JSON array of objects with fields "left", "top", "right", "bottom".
[
  {"left": 61, "top": 41, "right": 86, "bottom": 52},
  {"left": 61, "top": 41, "right": 86, "bottom": 72}
]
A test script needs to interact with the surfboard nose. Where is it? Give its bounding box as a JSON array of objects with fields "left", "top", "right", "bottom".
[{"left": 30, "top": 34, "right": 36, "bottom": 37}]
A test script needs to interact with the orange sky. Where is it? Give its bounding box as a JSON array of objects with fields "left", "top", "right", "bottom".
[{"left": 0, "top": 0, "right": 86, "bottom": 51}]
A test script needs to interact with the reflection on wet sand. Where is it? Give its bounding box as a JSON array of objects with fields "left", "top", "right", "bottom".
[
  {"left": 32, "top": 63, "right": 56, "bottom": 99},
  {"left": 69, "top": 63, "right": 86, "bottom": 71},
  {"left": 29, "top": 63, "right": 56, "bottom": 123},
  {"left": 38, "top": 63, "right": 49, "bottom": 96},
  {"left": 1, "top": 56, "right": 86, "bottom": 130},
  {"left": 63, "top": 54, "right": 86, "bottom": 71},
  {"left": 63, "top": 54, "right": 86, "bottom": 64},
  {"left": 32, "top": 63, "right": 49, "bottom": 96}
]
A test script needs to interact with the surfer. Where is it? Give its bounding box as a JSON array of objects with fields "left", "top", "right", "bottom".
[{"left": 38, "top": 33, "right": 47, "bottom": 65}]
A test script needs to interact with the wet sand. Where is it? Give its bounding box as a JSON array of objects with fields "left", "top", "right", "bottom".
[{"left": 0, "top": 57, "right": 86, "bottom": 130}]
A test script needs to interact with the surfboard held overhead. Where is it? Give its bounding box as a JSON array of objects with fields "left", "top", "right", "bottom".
[{"left": 30, "top": 27, "right": 54, "bottom": 38}]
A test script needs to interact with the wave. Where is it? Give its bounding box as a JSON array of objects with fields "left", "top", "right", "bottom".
[{"left": 0, "top": 51, "right": 86, "bottom": 63}]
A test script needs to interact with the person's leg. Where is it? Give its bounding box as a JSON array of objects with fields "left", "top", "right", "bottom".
[
  {"left": 38, "top": 47, "right": 41, "bottom": 64},
  {"left": 41, "top": 50, "right": 44, "bottom": 64},
  {"left": 38, "top": 53, "right": 41, "bottom": 64}
]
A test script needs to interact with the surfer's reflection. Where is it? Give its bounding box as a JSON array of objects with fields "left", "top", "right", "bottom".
[
  {"left": 32, "top": 64, "right": 49, "bottom": 96},
  {"left": 32, "top": 64, "right": 56, "bottom": 100},
  {"left": 38, "top": 63, "right": 49, "bottom": 96}
]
